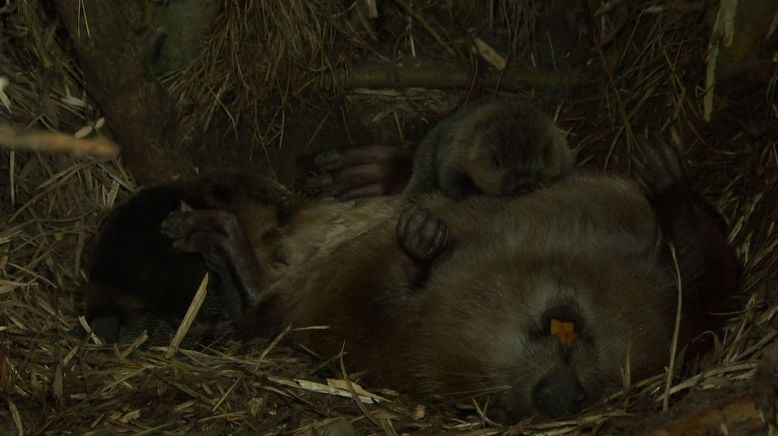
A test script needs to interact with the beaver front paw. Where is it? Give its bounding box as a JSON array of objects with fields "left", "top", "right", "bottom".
[{"left": 396, "top": 205, "right": 449, "bottom": 262}]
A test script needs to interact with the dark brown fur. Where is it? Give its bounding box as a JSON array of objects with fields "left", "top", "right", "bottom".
[
  {"left": 403, "top": 99, "right": 573, "bottom": 200},
  {"left": 244, "top": 172, "right": 735, "bottom": 421},
  {"left": 85, "top": 172, "right": 293, "bottom": 343},
  {"left": 85, "top": 139, "right": 738, "bottom": 421}
]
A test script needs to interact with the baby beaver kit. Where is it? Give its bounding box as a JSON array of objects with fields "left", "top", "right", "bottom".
[{"left": 84, "top": 104, "right": 738, "bottom": 421}]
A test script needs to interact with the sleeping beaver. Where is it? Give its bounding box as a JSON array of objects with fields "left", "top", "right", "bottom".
[
  {"left": 86, "top": 136, "right": 738, "bottom": 421},
  {"left": 402, "top": 98, "right": 573, "bottom": 200}
]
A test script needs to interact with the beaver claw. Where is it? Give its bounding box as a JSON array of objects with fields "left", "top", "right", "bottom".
[
  {"left": 632, "top": 135, "right": 688, "bottom": 198},
  {"left": 308, "top": 144, "right": 412, "bottom": 200},
  {"left": 161, "top": 208, "right": 265, "bottom": 321},
  {"left": 397, "top": 205, "right": 449, "bottom": 262}
]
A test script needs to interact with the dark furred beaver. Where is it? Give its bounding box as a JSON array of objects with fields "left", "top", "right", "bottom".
[
  {"left": 306, "top": 99, "right": 573, "bottom": 262},
  {"left": 303, "top": 100, "right": 570, "bottom": 202},
  {"left": 86, "top": 137, "right": 738, "bottom": 421},
  {"left": 84, "top": 172, "right": 293, "bottom": 343},
  {"left": 403, "top": 98, "right": 573, "bottom": 200}
]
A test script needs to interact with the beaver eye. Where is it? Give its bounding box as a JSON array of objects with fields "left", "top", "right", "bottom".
[{"left": 491, "top": 156, "right": 501, "bottom": 169}]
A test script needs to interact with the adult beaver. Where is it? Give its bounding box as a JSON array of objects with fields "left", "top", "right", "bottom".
[{"left": 88, "top": 137, "right": 738, "bottom": 421}]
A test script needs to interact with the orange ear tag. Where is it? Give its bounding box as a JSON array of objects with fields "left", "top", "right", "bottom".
[{"left": 550, "top": 318, "right": 577, "bottom": 346}]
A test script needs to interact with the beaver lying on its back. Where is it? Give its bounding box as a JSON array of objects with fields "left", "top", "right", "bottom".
[{"left": 86, "top": 137, "right": 738, "bottom": 421}]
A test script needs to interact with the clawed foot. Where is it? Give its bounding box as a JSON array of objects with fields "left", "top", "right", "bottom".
[
  {"left": 196, "top": 174, "right": 293, "bottom": 226},
  {"left": 161, "top": 208, "right": 263, "bottom": 321},
  {"left": 87, "top": 311, "right": 234, "bottom": 346},
  {"left": 397, "top": 205, "right": 449, "bottom": 262},
  {"left": 632, "top": 135, "right": 688, "bottom": 199},
  {"left": 630, "top": 135, "right": 700, "bottom": 232},
  {"left": 161, "top": 208, "right": 239, "bottom": 257},
  {"left": 307, "top": 144, "right": 412, "bottom": 200}
]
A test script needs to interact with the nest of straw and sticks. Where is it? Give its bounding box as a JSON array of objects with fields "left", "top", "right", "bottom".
[{"left": 1, "top": 0, "right": 776, "bottom": 433}]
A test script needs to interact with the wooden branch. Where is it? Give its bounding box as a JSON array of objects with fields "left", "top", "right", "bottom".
[
  {"left": 333, "top": 61, "right": 586, "bottom": 91},
  {"left": 56, "top": 0, "right": 192, "bottom": 184},
  {"left": 646, "top": 396, "right": 768, "bottom": 435},
  {"left": 0, "top": 125, "right": 119, "bottom": 158},
  {"left": 390, "top": 0, "right": 458, "bottom": 57}
]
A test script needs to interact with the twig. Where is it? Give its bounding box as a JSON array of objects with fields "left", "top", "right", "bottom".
[
  {"left": 596, "top": 45, "right": 636, "bottom": 169},
  {"left": 390, "top": 0, "right": 458, "bottom": 57},
  {"left": 335, "top": 62, "right": 584, "bottom": 90},
  {"left": 0, "top": 125, "right": 119, "bottom": 158},
  {"left": 165, "top": 273, "right": 209, "bottom": 358},
  {"left": 255, "top": 325, "right": 293, "bottom": 371},
  {"left": 663, "top": 242, "right": 683, "bottom": 411},
  {"left": 339, "top": 343, "right": 380, "bottom": 428}
]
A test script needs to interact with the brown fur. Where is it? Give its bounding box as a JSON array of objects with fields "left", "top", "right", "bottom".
[
  {"left": 245, "top": 174, "right": 732, "bottom": 420},
  {"left": 403, "top": 99, "right": 573, "bottom": 200},
  {"left": 85, "top": 171, "right": 293, "bottom": 343},
  {"left": 86, "top": 161, "right": 737, "bottom": 420}
]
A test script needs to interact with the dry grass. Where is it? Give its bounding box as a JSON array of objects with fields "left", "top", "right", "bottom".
[
  {"left": 169, "top": 0, "right": 343, "bottom": 156},
  {"left": 167, "top": 0, "right": 557, "bottom": 161},
  {"left": 1, "top": 0, "right": 777, "bottom": 434}
]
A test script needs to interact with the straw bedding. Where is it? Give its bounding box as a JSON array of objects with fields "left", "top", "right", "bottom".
[{"left": 0, "top": 0, "right": 776, "bottom": 433}]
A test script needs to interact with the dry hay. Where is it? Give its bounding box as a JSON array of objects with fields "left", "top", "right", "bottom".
[
  {"left": 1, "top": 0, "right": 777, "bottom": 434},
  {"left": 169, "top": 0, "right": 342, "bottom": 149},
  {"left": 169, "top": 0, "right": 552, "bottom": 154}
]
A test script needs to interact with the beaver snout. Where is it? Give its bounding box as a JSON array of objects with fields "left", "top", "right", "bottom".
[{"left": 531, "top": 367, "right": 588, "bottom": 417}]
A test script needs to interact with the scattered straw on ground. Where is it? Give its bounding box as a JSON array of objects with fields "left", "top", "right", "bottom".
[{"left": 1, "top": 0, "right": 776, "bottom": 434}]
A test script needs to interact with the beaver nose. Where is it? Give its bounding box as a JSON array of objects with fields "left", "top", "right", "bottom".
[{"left": 531, "top": 369, "right": 587, "bottom": 417}]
